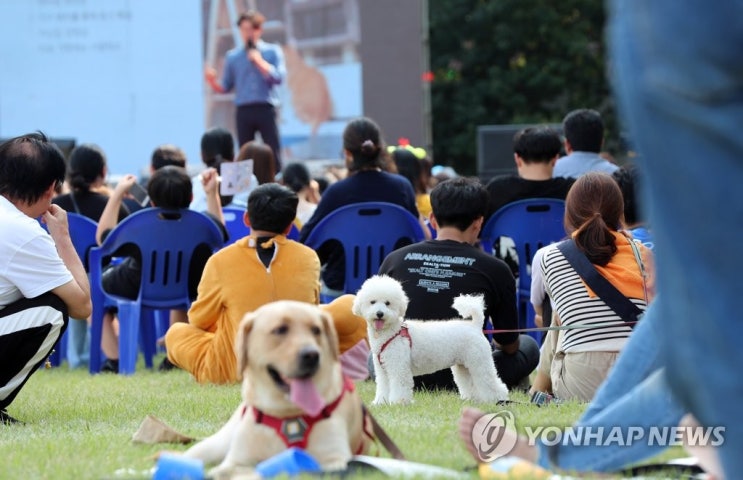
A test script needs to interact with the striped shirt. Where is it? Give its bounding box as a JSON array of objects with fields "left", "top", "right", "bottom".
[{"left": 541, "top": 242, "right": 648, "bottom": 353}]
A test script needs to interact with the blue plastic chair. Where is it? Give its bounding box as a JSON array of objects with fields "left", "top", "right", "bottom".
[
  {"left": 88, "top": 208, "right": 224, "bottom": 374},
  {"left": 480, "top": 198, "right": 566, "bottom": 341},
  {"left": 42, "top": 213, "right": 98, "bottom": 367},
  {"left": 222, "top": 207, "right": 250, "bottom": 245},
  {"left": 303, "top": 202, "right": 425, "bottom": 299},
  {"left": 222, "top": 206, "right": 299, "bottom": 245}
]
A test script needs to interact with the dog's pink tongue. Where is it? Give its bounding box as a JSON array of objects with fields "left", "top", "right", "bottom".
[
  {"left": 374, "top": 319, "right": 385, "bottom": 331},
  {"left": 289, "top": 378, "right": 325, "bottom": 417}
]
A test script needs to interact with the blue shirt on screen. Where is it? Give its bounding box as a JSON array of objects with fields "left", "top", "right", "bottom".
[{"left": 221, "top": 39, "right": 285, "bottom": 107}]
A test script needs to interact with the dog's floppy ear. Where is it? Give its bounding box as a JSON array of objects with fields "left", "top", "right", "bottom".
[
  {"left": 235, "top": 312, "right": 256, "bottom": 380},
  {"left": 319, "top": 310, "right": 340, "bottom": 361}
]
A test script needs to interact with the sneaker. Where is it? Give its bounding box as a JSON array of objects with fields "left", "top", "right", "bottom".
[
  {"left": 0, "top": 409, "right": 22, "bottom": 425},
  {"left": 100, "top": 358, "right": 119, "bottom": 374},
  {"left": 530, "top": 390, "right": 563, "bottom": 406},
  {"left": 158, "top": 357, "right": 178, "bottom": 372}
]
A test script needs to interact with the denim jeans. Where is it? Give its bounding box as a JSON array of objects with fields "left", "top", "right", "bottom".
[
  {"left": 536, "top": 302, "right": 685, "bottom": 472},
  {"left": 65, "top": 318, "right": 90, "bottom": 369},
  {"left": 606, "top": 0, "right": 743, "bottom": 474}
]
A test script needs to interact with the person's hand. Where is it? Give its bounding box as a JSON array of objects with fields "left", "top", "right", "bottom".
[
  {"left": 114, "top": 174, "right": 138, "bottom": 198},
  {"left": 201, "top": 167, "right": 219, "bottom": 196},
  {"left": 307, "top": 179, "right": 321, "bottom": 204},
  {"left": 41, "top": 204, "right": 70, "bottom": 243},
  {"left": 204, "top": 66, "right": 217, "bottom": 82},
  {"left": 247, "top": 48, "right": 263, "bottom": 64},
  {"left": 534, "top": 313, "right": 543, "bottom": 328}
]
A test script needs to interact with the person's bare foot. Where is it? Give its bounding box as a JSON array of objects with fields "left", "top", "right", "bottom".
[
  {"left": 458, "top": 407, "right": 483, "bottom": 461},
  {"left": 458, "top": 407, "right": 538, "bottom": 464}
]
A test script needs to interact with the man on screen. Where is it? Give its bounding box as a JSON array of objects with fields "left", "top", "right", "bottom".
[{"left": 205, "top": 9, "right": 285, "bottom": 172}]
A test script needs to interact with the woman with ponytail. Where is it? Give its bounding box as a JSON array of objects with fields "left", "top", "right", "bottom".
[
  {"left": 298, "top": 117, "right": 420, "bottom": 299},
  {"left": 530, "top": 172, "right": 654, "bottom": 402},
  {"left": 52, "top": 144, "right": 130, "bottom": 369}
]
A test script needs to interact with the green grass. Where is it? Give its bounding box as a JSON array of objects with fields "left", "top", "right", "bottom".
[{"left": 3, "top": 358, "right": 687, "bottom": 479}]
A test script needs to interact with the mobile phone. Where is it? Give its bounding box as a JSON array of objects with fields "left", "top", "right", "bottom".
[{"left": 129, "top": 182, "right": 150, "bottom": 207}]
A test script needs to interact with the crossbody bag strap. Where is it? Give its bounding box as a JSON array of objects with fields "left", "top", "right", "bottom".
[
  {"left": 626, "top": 234, "right": 649, "bottom": 304},
  {"left": 556, "top": 239, "right": 643, "bottom": 325}
]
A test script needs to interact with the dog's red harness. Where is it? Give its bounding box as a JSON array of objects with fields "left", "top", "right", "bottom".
[
  {"left": 377, "top": 325, "right": 412, "bottom": 366},
  {"left": 243, "top": 375, "right": 370, "bottom": 452}
]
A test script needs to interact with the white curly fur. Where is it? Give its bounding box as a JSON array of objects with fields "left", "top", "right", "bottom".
[{"left": 352, "top": 275, "right": 509, "bottom": 405}]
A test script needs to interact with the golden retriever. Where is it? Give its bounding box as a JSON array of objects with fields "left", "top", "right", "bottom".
[{"left": 182, "top": 300, "right": 371, "bottom": 478}]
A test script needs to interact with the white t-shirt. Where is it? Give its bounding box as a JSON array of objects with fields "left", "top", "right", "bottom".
[
  {"left": 0, "top": 196, "right": 73, "bottom": 308},
  {"left": 530, "top": 246, "right": 550, "bottom": 308},
  {"left": 295, "top": 200, "right": 317, "bottom": 228}
]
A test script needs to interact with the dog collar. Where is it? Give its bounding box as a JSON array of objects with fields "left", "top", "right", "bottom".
[
  {"left": 245, "top": 375, "right": 356, "bottom": 450},
  {"left": 377, "top": 325, "right": 412, "bottom": 366}
]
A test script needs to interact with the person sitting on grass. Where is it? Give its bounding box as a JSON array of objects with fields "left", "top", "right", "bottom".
[
  {"left": 165, "top": 183, "right": 368, "bottom": 384},
  {"left": 531, "top": 172, "right": 654, "bottom": 402},
  {"left": 377, "top": 177, "right": 539, "bottom": 391}
]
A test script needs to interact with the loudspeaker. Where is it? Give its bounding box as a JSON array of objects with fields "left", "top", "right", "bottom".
[
  {"left": 476, "top": 124, "right": 561, "bottom": 183},
  {"left": 51, "top": 138, "right": 76, "bottom": 160}
]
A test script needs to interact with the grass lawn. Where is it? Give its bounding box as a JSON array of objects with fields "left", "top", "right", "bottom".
[{"left": 3, "top": 357, "right": 688, "bottom": 479}]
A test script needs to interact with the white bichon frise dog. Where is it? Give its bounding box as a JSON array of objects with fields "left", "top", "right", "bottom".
[{"left": 352, "top": 275, "right": 509, "bottom": 405}]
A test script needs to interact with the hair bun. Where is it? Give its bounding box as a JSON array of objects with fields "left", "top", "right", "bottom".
[{"left": 360, "top": 139, "right": 377, "bottom": 155}]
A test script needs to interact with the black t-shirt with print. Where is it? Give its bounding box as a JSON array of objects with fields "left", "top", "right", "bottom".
[
  {"left": 485, "top": 174, "right": 574, "bottom": 222},
  {"left": 379, "top": 239, "right": 518, "bottom": 346}
]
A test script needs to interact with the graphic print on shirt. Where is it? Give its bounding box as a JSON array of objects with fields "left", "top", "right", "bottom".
[{"left": 402, "top": 252, "right": 476, "bottom": 293}]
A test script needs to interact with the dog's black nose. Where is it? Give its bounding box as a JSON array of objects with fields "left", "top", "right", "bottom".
[
  {"left": 376, "top": 311, "right": 384, "bottom": 319},
  {"left": 297, "top": 347, "right": 320, "bottom": 377}
]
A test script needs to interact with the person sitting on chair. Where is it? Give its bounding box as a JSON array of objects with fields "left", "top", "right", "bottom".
[
  {"left": 553, "top": 109, "right": 618, "bottom": 179},
  {"left": 52, "top": 143, "right": 130, "bottom": 369},
  {"left": 95, "top": 166, "right": 227, "bottom": 373},
  {"left": 280, "top": 162, "right": 320, "bottom": 228},
  {"left": 485, "top": 126, "right": 574, "bottom": 276},
  {"left": 298, "top": 117, "right": 421, "bottom": 299},
  {"left": 486, "top": 127, "right": 574, "bottom": 218},
  {"left": 190, "top": 127, "right": 258, "bottom": 212}
]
